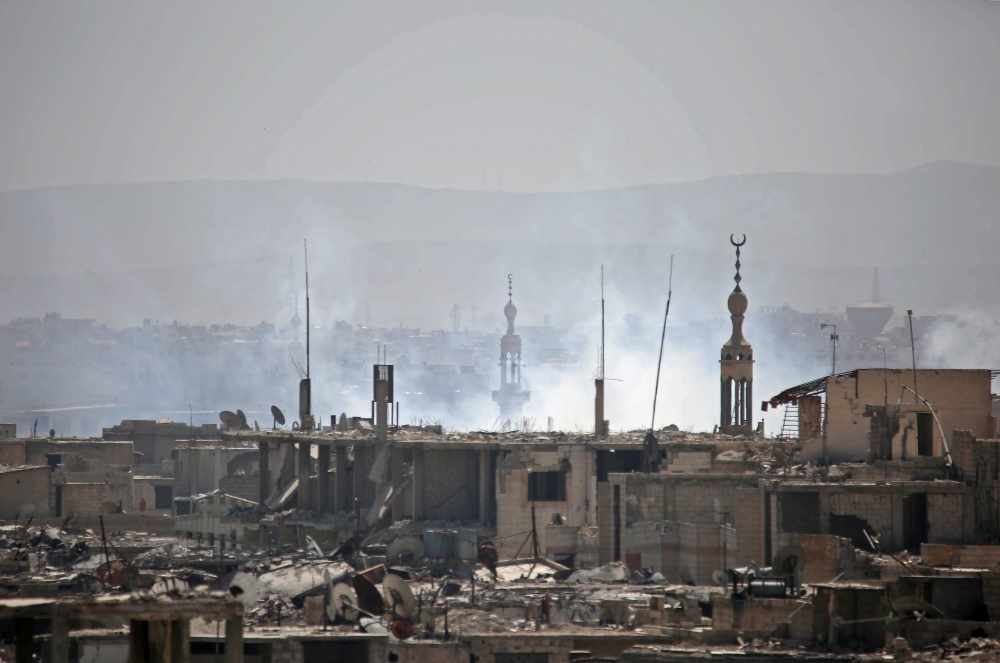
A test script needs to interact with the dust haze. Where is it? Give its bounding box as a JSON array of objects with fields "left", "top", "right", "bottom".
[{"left": 1, "top": 1, "right": 999, "bottom": 436}]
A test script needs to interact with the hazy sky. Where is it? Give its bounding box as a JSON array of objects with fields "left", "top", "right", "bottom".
[{"left": 1, "top": 1, "right": 998, "bottom": 193}]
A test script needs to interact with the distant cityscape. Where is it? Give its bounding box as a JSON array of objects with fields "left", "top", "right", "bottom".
[{"left": 0, "top": 277, "right": 957, "bottom": 438}]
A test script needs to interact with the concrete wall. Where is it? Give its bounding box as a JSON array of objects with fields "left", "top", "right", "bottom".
[
  {"left": 797, "top": 533, "right": 853, "bottom": 584},
  {"left": 951, "top": 431, "right": 1000, "bottom": 543},
  {"left": 775, "top": 483, "right": 973, "bottom": 553},
  {"left": 825, "top": 369, "right": 991, "bottom": 462},
  {"left": 661, "top": 449, "right": 712, "bottom": 474},
  {"left": 678, "top": 522, "right": 733, "bottom": 585},
  {"left": 24, "top": 439, "right": 133, "bottom": 467},
  {"left": 174, "top": 444, "right": 259, "bottom": 498},
  {"left": 104, "top": 420, "right": 221, "bottom": 465},
  {"left": 735, "top": 486, "right": 766, "bottom": 567},
  {"left": 923, "top": 544, "right": 1000, "bottom": 568},
  {"left": 219, "top": 472, "right": 260, "bottom": 503},
  {"left": 712, "top": 595, "right": 811, "bottom": 637},
  {"left": 421, "top": 448, "right": 479, "bottom": 520},
  {"left": 134, "top": 476, "right": 174, "bottom": 514},
  {"left": 496, "top": 446, "right": 592, "bottom": 561},
  {"left": 0, "top": 466, "right": 50, "bottom": 518},
  {"left": 61, "top": 482, "right": 114, "bottom": 515},
  {"left": 623, "top": 521, "right": 663, "bottom": 573},
  {"left": 0, "top": 440, "right": 25, "bottom": 464},
  {"left": 174, "top": 493, "right": 256, "bottom": 547},
  {"left": 51, "top": 466, "right": 133, "bottom": 515},
  {"left": 617, "top": 474, "right": 760, "bottom": 528}
]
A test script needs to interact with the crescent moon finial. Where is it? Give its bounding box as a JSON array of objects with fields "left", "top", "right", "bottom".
[{"left": 730, "top": 234, "right": 745, "bottom": 291}]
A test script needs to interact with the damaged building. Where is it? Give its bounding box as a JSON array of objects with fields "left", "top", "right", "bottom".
[{"left": 7, "top": 244, "right": 1000, "bottom": 661}]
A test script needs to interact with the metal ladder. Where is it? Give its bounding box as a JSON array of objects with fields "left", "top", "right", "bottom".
[{"left": 778, "top": 403, "right": 799, "bottom": 439}]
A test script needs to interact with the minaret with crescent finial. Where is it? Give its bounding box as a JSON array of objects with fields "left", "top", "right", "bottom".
[
  {"left": 492, "top": 274, "right": 531, "bottom": 421},
  {"left": 720, "top": 235, "right": 755, "bottom": 436}
]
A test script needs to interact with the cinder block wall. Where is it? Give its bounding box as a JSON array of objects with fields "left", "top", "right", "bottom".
[
  {"left": 735, "top": 486, "right": 765, "bottom": 567},
  {"left": 923, "top": 543, "right": 1000, "bottom": 569},
  {"left": 423, "top": 449, "right": 478, "bottom": 520},
  {"left": 679, "top": 522, "right": 725, "bottom": 585},
  {"left": 61, "top": 483, "right": 114, "bottom": 515},
  {"left": 497, "top": 447, "right": 584, "bottom": 561},
  {"left": 0, "top": 441, "right": 25, "bottom": 464},
  {"left": 623, "top": 522, "right": 662, "bottom": 572},
  {"left": 219, "top": 472, "right": 260, "bottom": 503},
  {"left": 828, "top": 492, "right": 893, "bottom": 539},
  {"left": 661, "top": 524, "right": 680, "bottom": 582},
  {"left": 0, "top": 467, "right": 50, "bottom": 519},
  {"left": 927, "top": 493, "right": 964, "bottom": 544}
]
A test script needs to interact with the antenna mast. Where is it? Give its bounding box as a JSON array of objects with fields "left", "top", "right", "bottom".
[
  {"left": 650, "top": 256, "right": 674, "bottom": 430},
  {"left": 304, "top": 239, "right": 310, "bottom": 379},
  {"left": 600, "top": 265, "right": 605, "bottom": 380}
]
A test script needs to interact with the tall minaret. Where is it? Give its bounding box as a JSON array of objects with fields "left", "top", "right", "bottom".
[
  {"left": 492, "top": 275, "right": 531, "bottom": 420},
  {"left": 720, "top": 235, "right": 755, "bottom": 436}
]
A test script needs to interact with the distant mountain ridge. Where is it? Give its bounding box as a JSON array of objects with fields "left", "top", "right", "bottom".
[{"left": 1, "top": 161, "right": 998, "bottom": 326}]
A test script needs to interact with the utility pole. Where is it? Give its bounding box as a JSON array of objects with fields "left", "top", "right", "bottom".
[
  {"left": 907, "top": 309, "right": 918, "bottom": 403},
  {"left": 304, "top": 240, "right": 310, "bottom": 379}
]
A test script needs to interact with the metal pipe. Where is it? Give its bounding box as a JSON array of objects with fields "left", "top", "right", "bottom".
[{"left": 900, "top": 384, "right": 952, "bottom": 468}]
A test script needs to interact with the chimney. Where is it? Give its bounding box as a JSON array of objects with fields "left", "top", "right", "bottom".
[
  {"left": 299, "top": 378, "right": 313, "bottom": 429},
  {"left": 373, "top": 364, "right": 393, "bottom": 442}
]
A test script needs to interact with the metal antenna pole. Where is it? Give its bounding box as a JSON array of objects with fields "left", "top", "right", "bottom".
[
  {"left": 651, "top": 256, "right": 674, "bottom": 430},
  {"left": 600, "top": 265, "right": 605, "bottom": 380},
  {"left": 907, "top": 309, "right": 918, "bottom": 403},
  {"left": 883, "top": 346, "right": 889, "bottom": 478},
  {"left": 304, "top": 240, "right": 310, "bottom": 379}
]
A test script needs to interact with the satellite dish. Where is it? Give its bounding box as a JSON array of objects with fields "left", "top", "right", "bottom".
[
  {"left": 419, "top": 610, "right": 437, "bottom": 632},
  {"left": 271, "top": 405, "right": 285, "bottom": 427},
  {"left": 391, "top": 619, "right": 414, "bottom": 640},
  {"left": 219, "top": 411, "right": 240, "bottom": 429},
  {"left": 237, "top": 409, "right": 248, "bottom": 426},
  {"left": 360, "top": 617, "right": 389, "bottom": 634},
  {"left": 772, "top": 545, "right": 806, "bottom": 578},
  {"left": 323, "top": 569, "right": 333, "bottom": 619},
  {"left": 353, "top": 574, "right": 385, "bottom": 616},
  {"left": 712, "top": 570, "right": 727, "bottom": 586},
  {"left": 382, "top": 574, "right": 416, "bottom": 618},
  {"left": 891, "top": 596, "right": 945, "bottom": 620},
  {"left": 330, "top": 582, "right": 359, "bottom": 622},
  {"left": 386, "top": 537, "right": 424, "bottom": 567}
]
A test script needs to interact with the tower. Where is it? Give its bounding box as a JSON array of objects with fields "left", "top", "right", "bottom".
[
  {"left": 492, "top": 275, "right": 530, "bottom": 420},
  {"left": 845, "top": 268, "right": 893, "bottom": 348},
  {"left": 720, "top": 235, "right": 754, "bottom": 436}
]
